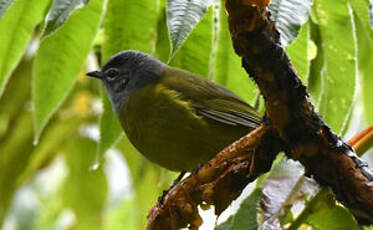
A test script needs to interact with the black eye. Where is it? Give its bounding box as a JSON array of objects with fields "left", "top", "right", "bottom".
[{"left": 105, "top": 68, "right": 119, "bottom": 81}]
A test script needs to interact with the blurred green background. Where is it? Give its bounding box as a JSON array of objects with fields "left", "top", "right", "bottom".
[{"left": 0, "top": 0, "right": 372, "bottom": 229}]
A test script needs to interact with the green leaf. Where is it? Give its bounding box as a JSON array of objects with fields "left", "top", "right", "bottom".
[
  {"left": 0, "top": 58, "right": 32, "bottom": 128},
  {"left": 32, "top": 0, "right": 105, "bottom": 142},
  {"left": 0, "top": 0, "right": 50, "bottom": 98},
  {"left": 287, "top": 188, "right": 359, "bottom": 230},
  {"left": 17, "top": 117, "right": 84, "bottom": 186},
  {"left": 106, "top": 198, "right": 136, "bottom": 230},
  {"left": 349, "top": 0, "right": 373, "bottom": 125},
  {"left": 214, "top": 0, "right": 258, "bottom": 103},
  {"left": 285, "top": 23, "right": 311, "bottom": 84},
  {"left": 97, "top": 92, "right": 123, "bottom": 158},
  {"left": 306, "top": 205, "right": 360, "bottom": 230},
  {"left": 0, "top": 114, "right": 34, "bottom": 223},
  {"left": 218, "top": 188, "right": 262, "bottom": 230},
  {"left": 167, "top": 0, "right": 211, "bottom": 56},
  {"left": 169, "top": 6, "right": 213, "bottom": 77},
  {"left": 116, "top": 136, "right": 176, "bottom": 230},
  {"left": 155, "top": 2, "right": 171, "bottom": 63},
  {"left": 43, "top": 0, "right": 90, "bottom": 37},
  {"left": 32, "top": 188, "right": 65, "bottom": 230},
  {"left": 0, "top": 59, "right": 34, "bottom": 224},
  {"left": 63, "top": 137, "right": 107, "bottom": 230},
  {"left": 268, "top": 0, "right": 313, "bottom": 46},
  {"left": 155, "top": 0, "right": 171, "bottom": 63},
  {"left": 370, "top": 0, "right": 373, "bottom": 27},
  {"left": 99, "top": 0, "right": 161, "bottom": 158},
  {"left": 102, "top": 0, "right": 161, "bottom": 62},
  {"left": 313, "top": 0, "right": 356, "bottom": 134},
  {"left": 307, "top": 18, "right": 324, "bottom": 107},
  {"left": 0, "top": 0, "right": 15, "bottom": 19}
]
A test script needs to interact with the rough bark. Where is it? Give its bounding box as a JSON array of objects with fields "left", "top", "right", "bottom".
[
  {"left": 146, "top": 1, "right": 373, "bottom": 229},
  {"left": 147, "top": 124, "right": 283, "bottom": 230},
  {"left": 225, "top": 0, "right": 373, "bottom": 224}
]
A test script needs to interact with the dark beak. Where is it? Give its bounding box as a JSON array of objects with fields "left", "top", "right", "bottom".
[{"left": 86, "top": 70, "right": 103, "bottom": 79}]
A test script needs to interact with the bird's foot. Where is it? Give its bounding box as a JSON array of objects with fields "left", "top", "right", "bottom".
[
  {"left": 192, "top": 163, "right": 204, "bottom": 175},
  {"left": 158, "top": 171, "right": 186, "bottom": 204},
  {"left": 346, "top": 149, "right": 373, "bottom": 181}
]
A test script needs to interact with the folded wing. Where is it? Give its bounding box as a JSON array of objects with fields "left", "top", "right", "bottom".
[{"left": 162, "top": 67, "right": 262, "bottom": 128}]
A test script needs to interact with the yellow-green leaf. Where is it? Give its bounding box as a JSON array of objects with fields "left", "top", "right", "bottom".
[
  {"left": 314, "top": 0, "right": 356, "bottom": 134},
  {"left": 32, "top": 0, "right": 105, "bottom": 142},
  {"left": 0, "top": 0, "right": 50, "bottom": 97},
  {"left": 169, "top": 6, "right": 213, "bottom": 77},
  {"left": 0, "top": 0, "right": 15, "bottom": 18},
  {"left": 349, "top": 0, "right": 373, "bottom": 125},
  {"left": 43, "top": 0, "right": 90, "bottom": 37},
  {"left": 167, "top": 0, "right": 210, "bottom": 55}
]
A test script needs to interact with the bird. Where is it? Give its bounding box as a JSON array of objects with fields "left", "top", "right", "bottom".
[{"left": 87, "top": 50, "right": 261, "bottom": 174}]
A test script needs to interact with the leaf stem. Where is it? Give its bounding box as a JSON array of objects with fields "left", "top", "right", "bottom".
[{"left": 347, "top": 126, "right": 373, "bottom": 156}]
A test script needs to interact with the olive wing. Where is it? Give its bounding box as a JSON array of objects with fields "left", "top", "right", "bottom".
[{"left": 161, "top": 67, "right": 261, "bottom": 128}]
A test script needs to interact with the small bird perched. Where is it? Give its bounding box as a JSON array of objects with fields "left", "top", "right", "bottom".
[{"left": 87, "top": 50, "right": 261, "bottom": 172}]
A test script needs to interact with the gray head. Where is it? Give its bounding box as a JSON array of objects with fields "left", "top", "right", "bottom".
[{"left": 87, "top": 50, "right": 165, "bottom": 112}]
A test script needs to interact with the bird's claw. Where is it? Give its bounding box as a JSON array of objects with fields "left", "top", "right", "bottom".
[{"left": 347, "top": 150, "right": 373, "bottom": 181}]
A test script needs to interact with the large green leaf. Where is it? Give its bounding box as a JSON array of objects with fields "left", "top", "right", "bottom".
[
  {"left": 169, "top": 7, "right": 213, "bottom": 77},
  {"left": 313, "top": 0, "right": 356, "bottom": 134},
  {"left": 0, "top": 58, "right": 34, "bottom": 224},
  {"left": 0, "top": 58, "right": 98, "bottom": 226},
  {"left": 214, "top": 0, "right": 258, "bottom": 103},
  {"left": 43, "top": 0, "right": 90, "bottom": 37},
  {"left": 0, "top": 113, "right": 34, "bottom": 224},
  {"left": 268, "top": 0, "right": 313, "bottom": 46},
  {"left": 370, "top": 0, "right": 373, "bottom": 27},
  {"left": 32, "top": 0, "right": 105, "bottom": 142},
  {"left": 218, "top": 188, "right": 262, "bottom": 230},
  {"left": 98, "top": 0, "right": 161, "bottom": 159},
  {"left": 116, "top": 136, "right": 175, "bottom": 230},
  {"left": 0, "top": 0, "right": 15, "bottom": 18},
  {"left": 155, "top": 5, "right": 171, "bottom": 63},
  {"left": 167, "top": 0, "right": 211, "bottom": 56},
  {"left": 106, "top": 198, "right": 136, "bottom": 230},
  {"left": 63, "top": 137, "right": 107, "bottom": 230},
  {"left": 0, "top": 0, "right": 50, "bottom": 98},
  {"left": 98, "top": 92, "right": 123, "bottom": 160},
  {"left": 349, "top": 0, "right": 373, "bottom": 125},
  {"left": 285, "top": 23, "right": 312, "bottom": 84},
  {"left": 102, "top": 0, "right": 160, "bottom": 61},
  {"left": 304, "top": 191, "right": 360, "bottom": 230},
  {"left": 32, "top": 187, "right": 66, "bottom": 230},
  {"left": 307, "top": 18, "right": 324, "bottom": 107},
  {"left": 17, "top": 117, "right": 84, "bottom": 186}
]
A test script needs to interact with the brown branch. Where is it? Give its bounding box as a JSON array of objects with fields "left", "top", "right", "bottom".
[
  {"left": 147, "top": 124, "right": 284, "bottom": 230},
  {"left": 146, "top": 0, "right": 373, "bottom": 228},
  {"left": 225, "top": 0, "right": 373, "bottom": 224}
]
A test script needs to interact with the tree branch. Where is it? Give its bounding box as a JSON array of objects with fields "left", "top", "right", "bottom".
[
  {"left": 147, "top": 124, "right": 283, "bottom": 230},
  {"left": 225, "top": 0, "right": 373, "bottom": 224},
  {"left": 146, "top": 0, "right": 373, "bottom": 228}
]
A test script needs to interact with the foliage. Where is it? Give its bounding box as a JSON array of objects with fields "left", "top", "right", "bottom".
[{"left": 0, "top": 0, "right": 372, "bottom": 229}]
